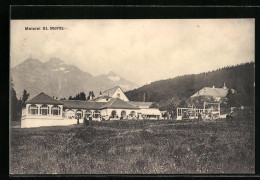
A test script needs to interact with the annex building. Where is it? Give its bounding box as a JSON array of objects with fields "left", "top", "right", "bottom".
[
  {"left": 176, "top": 83, "right": 235, "bottom": 120},
  {"left": 190, "top": 83, "right": 235, "bottom": 101},
  {"left": 21, "top": 86, "right": 161, "bottom": 128}
]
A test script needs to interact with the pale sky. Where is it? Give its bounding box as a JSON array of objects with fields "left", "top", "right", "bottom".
[{"left": 10, "top": 19, "right": 255, "bottom": 85}]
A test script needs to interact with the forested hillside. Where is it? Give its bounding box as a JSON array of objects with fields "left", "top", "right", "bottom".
[{"left": 125, "top": 62, "right": 254, "bottom": 107}]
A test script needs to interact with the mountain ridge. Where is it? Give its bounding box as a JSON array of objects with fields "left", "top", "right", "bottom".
[{"left": 11, "top": 58, "right": 138, "bottom": 99}]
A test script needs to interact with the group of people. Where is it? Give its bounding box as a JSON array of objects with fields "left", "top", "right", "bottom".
[
  {"left": 198, "top": 111, "right": 234, "bottom": 121},
  {"left": 75, "top": 115, "right": 92, "bottom": 126},
  {"left": 197, "top": 112, "right": 216, "bottom": 121}
]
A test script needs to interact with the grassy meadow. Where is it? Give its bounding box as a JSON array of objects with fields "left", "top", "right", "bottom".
[{"left": 10, "top": 113, "right": 254, "bottom": 174}]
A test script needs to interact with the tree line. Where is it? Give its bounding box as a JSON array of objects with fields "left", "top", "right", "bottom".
[
  {"left": 11, "top": 77, "right": 30, "bottom": 121},
  {"left": 125, "top": 62, "right": 255, "bottom": 109},
  {"left": 68, "top": 91, "right": 99, "bottom": 100}
]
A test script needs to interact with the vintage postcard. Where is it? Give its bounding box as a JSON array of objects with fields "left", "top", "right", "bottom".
[{"left": 10, "top": 19, "right": 255, "bottom": 174}]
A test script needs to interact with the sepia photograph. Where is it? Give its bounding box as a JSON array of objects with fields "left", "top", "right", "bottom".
[{"left": 10, "top": 19, "right": 255, "bottom": 174}]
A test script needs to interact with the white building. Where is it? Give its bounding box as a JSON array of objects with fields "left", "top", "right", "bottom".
[
  {"left": 21, "top": 92, "right": 64, "bottom": 128},
  {"left": 190, "top": 83, "right": 235, "bottom": 101},
  {"left": 90, "top": 86, "right": 129, "bottom": 102},
  {"left": 21, "top": 86, "right": 161, "bottom": 128}
]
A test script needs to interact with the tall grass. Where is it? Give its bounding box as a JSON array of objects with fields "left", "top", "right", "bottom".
[{"left": 10, "top": 116, "right": 254, "bottom": 174}]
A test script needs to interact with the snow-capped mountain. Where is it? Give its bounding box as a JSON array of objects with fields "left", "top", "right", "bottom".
[
  {"left": 107, "top": 71, "right": 121, "bottom": 82},
  {"left": 11, "top": 58, "right": 138, "bottom": 99}
]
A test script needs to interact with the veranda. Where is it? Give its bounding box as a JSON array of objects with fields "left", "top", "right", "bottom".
[{"left": 176, "top": 102, "right": 221, "bottom": 120}]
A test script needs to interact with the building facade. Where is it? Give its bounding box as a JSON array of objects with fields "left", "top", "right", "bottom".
[
  {"left": 21, "top": 92, "right": 65, "bottom": 128},
  {"left": 21, "top": 86, "right": 161, "bottom": 128},
  {"left": 190, "top": 83, "right": 235, "bottom": 101},
  {"left": 175, "top": 83, "right": 235, "bottom": 120}
]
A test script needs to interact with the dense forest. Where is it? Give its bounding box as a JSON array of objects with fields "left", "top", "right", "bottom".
[{"left": 125, "top": 62, "right": 255, "bottom": 108}]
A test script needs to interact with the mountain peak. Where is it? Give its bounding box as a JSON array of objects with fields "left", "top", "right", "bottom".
[
  {"left": 11, "top": 57, "right": 138, "bottom": 99},
  {"left": 46, "top": 57, "right": 64, "bottom": 65},
  {"left": 14, "top": 58, "right": 42, "bottom": 69},
  {"left": 23, "top": 58, "right": 41, "bottom": 64},
  {"left": 107, "top": 71, "right": 118, "bottom": 76},
  {"left": 107, "top": 71, "right": 121, "bottom": 82}
]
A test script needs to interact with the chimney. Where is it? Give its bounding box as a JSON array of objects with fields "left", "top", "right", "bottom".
[{"left": 213, "top": 85, "right": 215, "bottom": 89}]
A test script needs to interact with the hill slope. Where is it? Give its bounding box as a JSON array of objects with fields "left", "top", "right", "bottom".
[{"left": 125, "top": 62, "right": 255, "bottom": 106}]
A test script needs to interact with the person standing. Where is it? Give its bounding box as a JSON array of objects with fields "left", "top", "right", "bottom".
[
  {"left": 83, "top": 116, "right": 89, "bottom": 126},
  {"left": 198, "top": 112, "right": 201, "bottom": 121},
  {"left": 89, "top": 115, "right": 92, "bottom": 122}
]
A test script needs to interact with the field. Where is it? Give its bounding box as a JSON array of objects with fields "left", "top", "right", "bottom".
[{"left": 10, "top": 114, "right": 254, "bottom": 174}]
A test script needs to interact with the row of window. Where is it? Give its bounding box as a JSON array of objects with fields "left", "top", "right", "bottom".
[
  {"left": 177, "top": 109, "right": 204, "bottom": 116},
  {"left": 28, "top": 105, "right": 137, "bottom": 119},
  {"left": 66, "top": 110, "right": 137, "bottom": 119},
  {"left": 66, "top": 110, "right": 101, "bottom": 119},
  {"left": 111, "top": 110, "right": 136, "bottom": 118},
  {"left": 28, "top": 105, "right": 61, "bottom": 115}
]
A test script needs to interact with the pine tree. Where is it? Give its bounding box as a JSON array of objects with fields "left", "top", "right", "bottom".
[
  {"left": 10, "top": 77, "right": 18, "bottom": 121},
  {"left": 79, "top": 92, "right": 86, "bottom": 100},
  {"left": 22, "top": 90, "right": 30, "bottom": 108},
  {"left": 92, "top": 91, "right": 95, "bottom": 98},
  {"left": 87, "top": 91, "right": 95, "bottom": 100}
]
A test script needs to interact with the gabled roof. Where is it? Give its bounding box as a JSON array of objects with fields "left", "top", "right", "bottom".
[
  {"left": 190, "top": 87, "right": 230, "bottom": 98},
  {"left": 129, "top": 101, "right": 153, "bottom": 107},
  {"left": 102, "top": 86, "right": 121, "bottom": 97},
  {"left": 100, "top": 98, "right": 139, "bottom": 109},
  {"left": 61, "top": 100, "right": 107, "bottom": 110},
  {"left": 26, "top": 92, "right": 63, "bottom": 105}
]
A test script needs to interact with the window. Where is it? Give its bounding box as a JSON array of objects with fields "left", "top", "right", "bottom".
[
  {"left": 177, "top": 109, "right": 179, "bottom": 116},
  {"left": 130, "top": 111, "right": 136, "bottom": 117},
  {"left": 84, "top": 110, "right": 92, "bottom": 118},
  {"left": 52, "top": 106, "right": 61, "bottom": 115},
  {"left": 66, "top": 110, "right": 75, "bottom": 119},
  {"left": 177, "top": 109, "right": 182, "bottom": 116},
  {"left": 28, "top": 105, "right": 38, "bottom": 115},
  {"left": 121, "top": 110, "right": 126, "bottom": 118},
  {"left": 76, "top": 110, "right": 83, "bottom": 119},
  {"left": 111, "top": 110, "right": 117, "bottom": 118},
  {"left": 93, "top": 110, "right": 100, "bottom": 118},
  {"left": 117, "top": 93, "right": 120, "bottom": 98},
  {"left": 40, "top": 105, "right": 49, "bottom": 115}
]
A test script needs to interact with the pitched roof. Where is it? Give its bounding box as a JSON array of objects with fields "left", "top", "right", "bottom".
[
  {"left": 129, "top": 101, "right": 153, "bottom": 107},
  {"left": 101, "top": 98, "right": 139, "bottom": 109},
  {"left": 102, "top": 86, "right": 121, "bottom": 97},
  {"left": 190, "top": 87, "right": 229, "bottom": 98},
  {"left": 61, "top": 100, "right": 107, "bottom": 110},
  {"left": 26, "top": 92, "right": 63, "bottom": 105}
]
